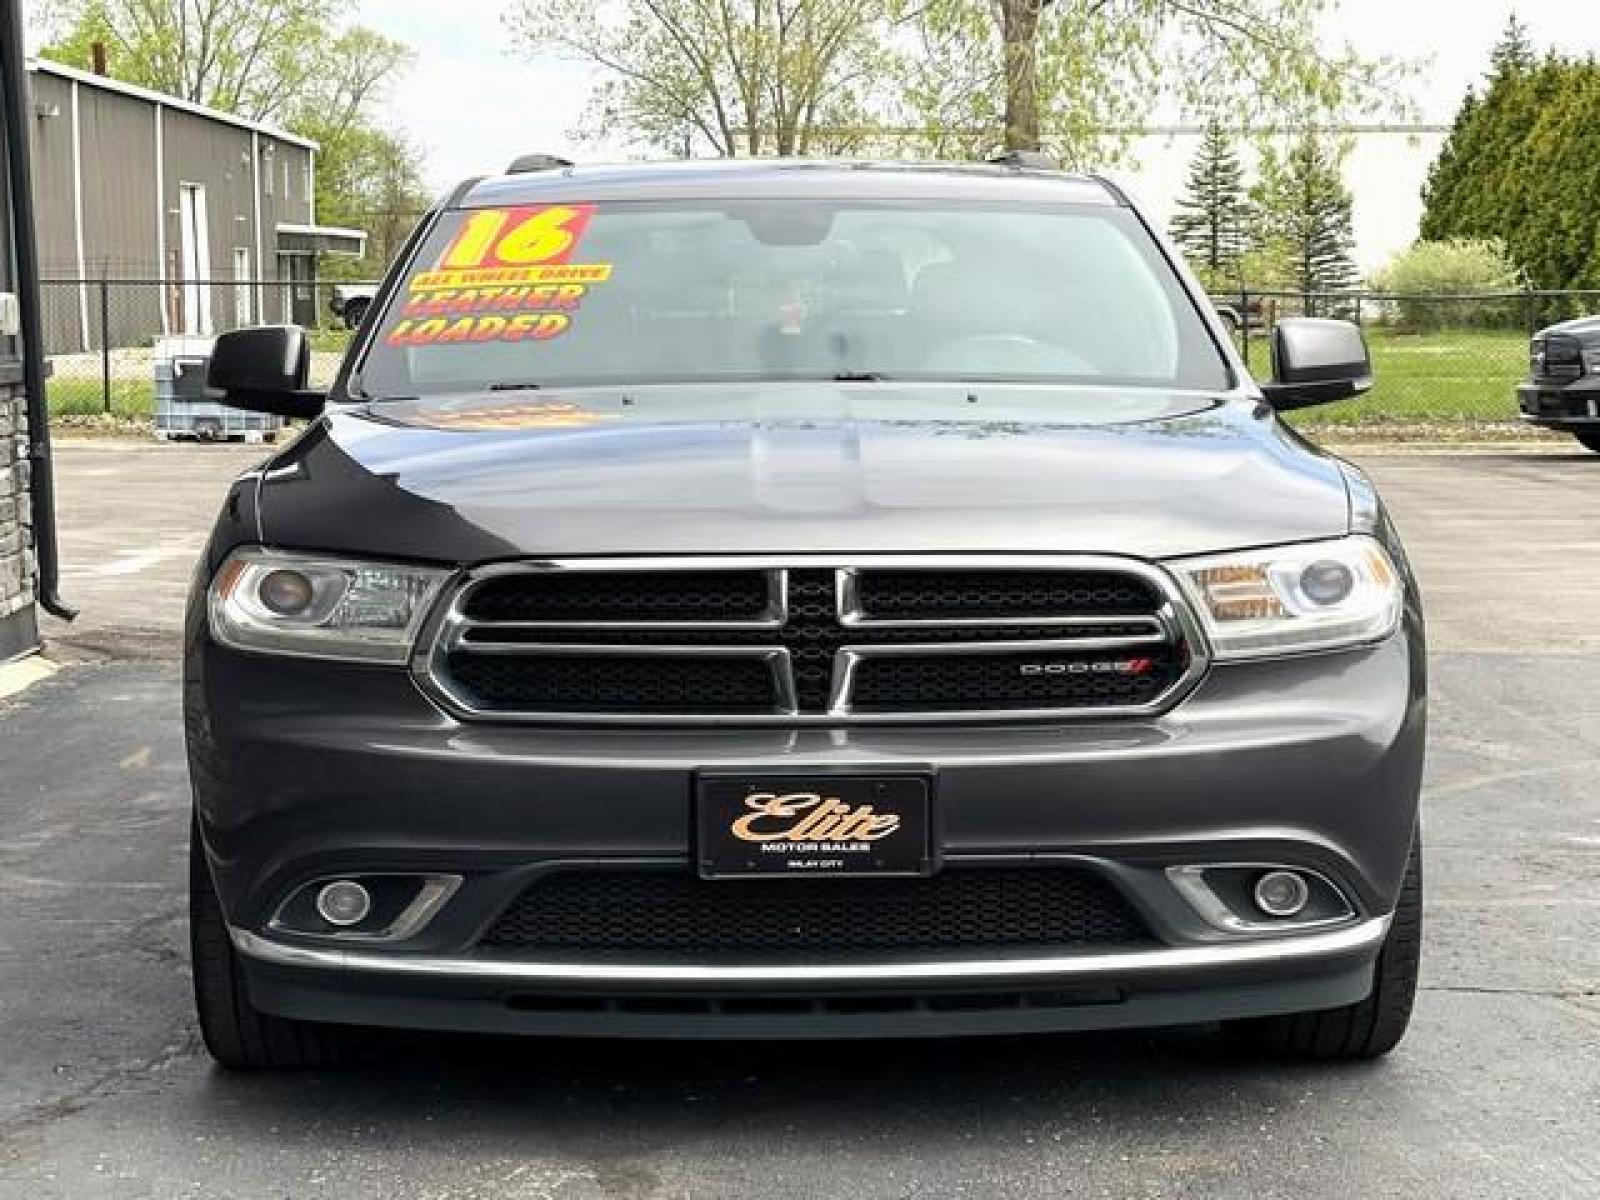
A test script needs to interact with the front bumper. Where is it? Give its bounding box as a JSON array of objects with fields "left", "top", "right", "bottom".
[
  {"left": 232, "top": 918, "right": 1389, "bottom": 1039},
  {"left": 188, "top": 618, "right": 1425, "bottom": 1038},
  {"left": 1517, "top": 379, "right": 1600, "bottom": 427}
]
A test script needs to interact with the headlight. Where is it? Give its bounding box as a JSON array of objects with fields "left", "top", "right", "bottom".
[
  {"left": 208, "top": 548, "right": 451, "bottom": 663},
  {"left": 1167, "top": 535, "right": 1403, "bottom": 660}
]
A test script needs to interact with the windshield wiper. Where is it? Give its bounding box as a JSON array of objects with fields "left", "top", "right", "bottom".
[
  {"left": 487, "top": 381, "right": 544, "bottom": 392},
  {"left": 832, "top": 372, "right": 893, "bottom": 382}
]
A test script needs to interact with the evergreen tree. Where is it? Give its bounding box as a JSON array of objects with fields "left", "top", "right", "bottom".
[
  {"left": 1168, "top": 121, "right": 1253, "bottom": 289},
  {"left": 1420, "top": 13, "right": 1600, "bottom": 291},
  {"left": 1253, "top": 132, "right": 1360, "bottom": 307},
  {"left": 1489, "top": 13, "right": 1536, "bottom": 78},
  {"left": 1421, "top": 14, "right": 1544, "bottom": 244}
]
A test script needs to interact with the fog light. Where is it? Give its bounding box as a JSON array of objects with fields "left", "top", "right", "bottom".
[
  {"left": 1253, "top": 870, "right": 1311, "bottom": 918},
  {"left": 314, "top": 879, "right": 372, "bottom": 927}
]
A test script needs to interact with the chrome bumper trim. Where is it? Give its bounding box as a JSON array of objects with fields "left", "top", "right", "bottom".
[{"left": 230, "top": 916, "right": 1389, "bottom": 984}]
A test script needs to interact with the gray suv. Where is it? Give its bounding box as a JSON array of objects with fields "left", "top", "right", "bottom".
[{"left": 187, "top": 158, "right": 1425, "bottom": 1069}]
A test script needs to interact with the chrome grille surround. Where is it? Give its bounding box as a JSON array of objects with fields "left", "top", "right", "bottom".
[{"left": 412, "top": 556, "right": 1211, "bottom": 725}]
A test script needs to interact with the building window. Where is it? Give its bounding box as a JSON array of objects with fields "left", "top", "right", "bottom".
[
  {"left": 262, "top": 146, "right": 274, "bottom": 196},
  {"left": 283, "top": 157, "right": 290, "bottom": 200}
]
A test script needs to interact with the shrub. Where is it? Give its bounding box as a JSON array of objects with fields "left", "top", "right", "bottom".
[{"left": 1371, "top": 239, "right": 1524, "bottom": 330}]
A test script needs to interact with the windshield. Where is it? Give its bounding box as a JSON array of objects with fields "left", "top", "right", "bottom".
[{"left": 357, "top": 199, "right": 1230, "bottom": 397}]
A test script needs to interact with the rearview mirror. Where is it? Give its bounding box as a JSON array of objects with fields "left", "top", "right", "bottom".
[
  {"left": 1261, "top": 318, "right": 1372, "bottom": 411},
  {"left": 207, "top": 326, "right": 325, "bottom": 420}
]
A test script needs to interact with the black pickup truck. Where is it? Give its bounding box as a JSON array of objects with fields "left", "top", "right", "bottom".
[{"left": 1519, "top": 316, "right": 1600, "bottom": 451}]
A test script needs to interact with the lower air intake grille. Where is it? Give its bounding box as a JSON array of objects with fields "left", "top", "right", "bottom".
[{"left": 479, "top": 867, "right": 1155, "bottom": 959}]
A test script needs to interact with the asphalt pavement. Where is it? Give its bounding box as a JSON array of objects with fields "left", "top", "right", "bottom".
[{"left": 1, "top": 438, "right": 1597, "bottom": 1198}]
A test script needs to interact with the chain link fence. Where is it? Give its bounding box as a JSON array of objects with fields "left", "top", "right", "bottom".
[
  {"left": 1225, "top": 289, "right": 1600, "bottom": 428},
  {"left": 35, "top": 277, "right": 1600, "bottom": 428},
  {"left": 39, "top": 277, "right": 376, "bottom": 420}
]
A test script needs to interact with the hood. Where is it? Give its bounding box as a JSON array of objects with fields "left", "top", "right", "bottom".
[
  {"left": 1541, "top": 316, "right": 1600, "bottom": 341},
  {"left": 254, "top": 384, "right": 1352, "bottom": 563}
]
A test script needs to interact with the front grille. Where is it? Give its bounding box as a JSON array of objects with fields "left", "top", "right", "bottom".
[
  {"left": 479, "top": 867, "right": 1155, "bottom": 959},
  {"left": 422, "top": 558, "right": 1202, "bottom": 722}
]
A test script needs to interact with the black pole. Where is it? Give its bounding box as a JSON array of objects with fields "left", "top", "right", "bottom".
[
  {"left": 99, "top": 276, "right": 111, "bottom": 413},
  {"left": 0, "top": 0, "right": 76, "bottom": 620},
  {"left": 1240, "top": 288, "right": 1251, "bottom": 369}
]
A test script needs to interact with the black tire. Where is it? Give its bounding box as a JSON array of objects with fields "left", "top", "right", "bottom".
[
  {"left": 342, "top": 299, "right": 369, "bottom": 330},
  {"left": 190, "top": 820, "right": 348, "bottom": 1069},
  {"left": 1572, "top": 432, "right": 1600, "bottom": 454},
  {"left": 1226, "top": 830, "right": 1422, "bottom": 1061}
]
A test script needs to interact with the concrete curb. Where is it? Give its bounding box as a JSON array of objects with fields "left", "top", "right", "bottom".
[{"left": 0, "top": 653, "right": 57, "bottom": 701}]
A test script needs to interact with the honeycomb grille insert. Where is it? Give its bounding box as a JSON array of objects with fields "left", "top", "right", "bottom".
[
  {"left": 850, "top": 648, "right": 1184, "bottom": 713},
  {"left": 463, "top": 570, "right": 772, "bottom": 623},
  {"left": 856, "top": 569, "right": 1159, "bottom": 620},
  {"left": 479, "top": 867, "right": 1155, "bottom": 959},
  {"left": 444, "top": 651, "right": 776, "bottom": 714}
]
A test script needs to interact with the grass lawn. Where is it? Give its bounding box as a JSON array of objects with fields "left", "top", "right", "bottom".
[
  {"left": 47, "top": 374, "right": 155, "bottom": 419},
  {"left": 46, "top": 330, "right": 353, "bottom": 421},
  {"left": 45, "top": 326, "right": 1532, "bottom": 427},
  {"left": 1252, "top": 327, "right": 1529, "bottom": 425}
]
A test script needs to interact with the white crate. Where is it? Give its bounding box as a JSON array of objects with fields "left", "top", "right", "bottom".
[{"left": 152, "top": 336, "right": 284, "bottom": 442}]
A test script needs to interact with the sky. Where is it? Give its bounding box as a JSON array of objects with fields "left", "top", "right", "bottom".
[
  {"left": 351, "top": 0, "right": 1600, "bottom": 191},
  {"left": 24, "top": 1, "right": 1600, "bottom": 191}
]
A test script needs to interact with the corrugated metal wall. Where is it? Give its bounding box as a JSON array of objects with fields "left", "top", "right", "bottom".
[
  {"left": 77, "top": 83, "right": 161, "bottom": 345},
  {"left": 24, "top": 66, "right": 320, "bottom": 353},
  {"left": 26, "top": 72, "right": 80, "bottom": 353}
]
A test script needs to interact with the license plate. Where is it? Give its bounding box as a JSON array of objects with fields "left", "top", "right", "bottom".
[{"left": 696, "top": 773, "right": 933, "bottom": 879}]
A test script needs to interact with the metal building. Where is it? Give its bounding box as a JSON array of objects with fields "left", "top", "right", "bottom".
[{"left": 24, "top": 58, "right": 364, "bottom": 354}]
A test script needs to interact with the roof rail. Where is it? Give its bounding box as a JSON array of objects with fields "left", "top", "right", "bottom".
[
  {"left": 1086, "top": 173, "right": 1131, "bottom": 206},
  {"left": 506, "top": 153, "right": 574, "bottom": 174},
  {"left": 442, "top": 176, "right": 486, "bottom": 208},
  {"left": 985, "top": 149, "right": 1058, "bottom": 170}
]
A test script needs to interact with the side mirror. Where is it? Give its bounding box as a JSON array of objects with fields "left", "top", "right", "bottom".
[
  {"left": 207, "top": 326, "right": 325, "bottom": 420},
  {"left": 1261, "top": 318, "right": 1373, "bottom": 411}
]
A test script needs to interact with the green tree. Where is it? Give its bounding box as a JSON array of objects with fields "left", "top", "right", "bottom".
[
  {"left": 1421, "top": 16, "right": 1600, "bottom": 292},
  {"left": 1420, "top": 14, "right": 1545, "bottom": 244},
  {"left": 896, "top": 0, "right": 1411, "bottom": 163},
  {"left": 1252, "top": 132, "right": 1359, "bottom": 306},
  {"left": 1489, "top": 12, "right": 1536, "bottom": 77},
  {"left": 1371, "top": 238, "right": 1523, "bottom": 330},
  {"left": 506, "top": 0, "right": 896, "bottom": 157},
  {"left": 300, "top": 121, "right": 430, "bottom": 277},
  {"left": 1168, "top": 121, "right": 1253, "bottom": 289}
]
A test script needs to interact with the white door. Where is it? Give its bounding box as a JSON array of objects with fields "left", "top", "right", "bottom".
[
  {"left": 178, "top": 183, "right": 213, "bottom": 335},
  {"left": 277, "top": 253, "right": 294, "bottom": 324},
  {"left": 233, "top": 248, "right": 252, "bottom": 325}
]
